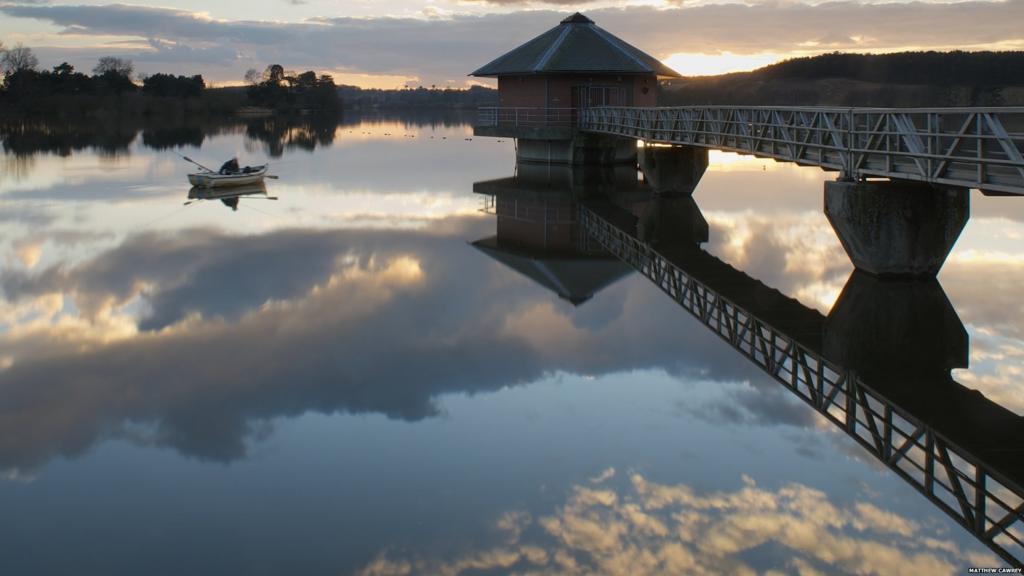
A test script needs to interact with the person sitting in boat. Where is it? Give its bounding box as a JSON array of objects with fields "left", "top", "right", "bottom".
[{"left": 219, "top": 158, "right": 240, "bottom": 175}]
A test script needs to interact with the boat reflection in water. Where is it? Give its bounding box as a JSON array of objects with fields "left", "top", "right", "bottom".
[
  {"left": 476, "top": 161, "right": 1024, "bottom": 567},
  {"left": 186, "top": 182, "right": 275, "bottom": 211}
]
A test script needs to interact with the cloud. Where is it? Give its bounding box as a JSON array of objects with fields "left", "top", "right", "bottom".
[
  {"left": 358, "top": 470, "right": 992, "bottom": 574},
  {"left": 2, "top": 2, "right": 1024, "bottom": 85}
]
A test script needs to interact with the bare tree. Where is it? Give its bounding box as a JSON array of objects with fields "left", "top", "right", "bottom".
[
  {"left": 244, "top": 68, "right": 260, "bottom": 85},
  {"left": 1, "top": 44, "right": 39, "bottom": 74},
  {"left": 93, "top": 56, "right": 134, "bottom": 77}
]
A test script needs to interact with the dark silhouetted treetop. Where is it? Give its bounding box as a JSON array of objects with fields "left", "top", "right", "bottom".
[
  {"left": 142, "top": 74, "right": 205, "bottom": 98},
  {"left": 246, "top": 64, "right": 339, "bottom": 111},
  {"left": 93, "top": 57, "right": 134, "bottom": 79}
]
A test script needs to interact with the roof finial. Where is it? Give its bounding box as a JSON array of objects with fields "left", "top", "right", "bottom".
[{"left": 561, "top": 12, "right": 594, "bottom": 25}]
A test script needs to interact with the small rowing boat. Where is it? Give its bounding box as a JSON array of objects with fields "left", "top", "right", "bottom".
[{"left": 188, "top": 164, "right": 268, "bottom": 188}]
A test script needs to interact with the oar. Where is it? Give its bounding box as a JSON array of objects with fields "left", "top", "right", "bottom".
[
  {"left": 183, "top": 196, "right": 278, "bottom": 205},
  {"left": 266, "top": 175, "right": 279, "bottom": 179},
  {"left": 178, "top": 153, "right": 214, "bottom": 173}
]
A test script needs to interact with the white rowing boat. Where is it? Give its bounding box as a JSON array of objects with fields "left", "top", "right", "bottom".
[{"left": 188, "top": 164, "right": 268, "bottom": 188}]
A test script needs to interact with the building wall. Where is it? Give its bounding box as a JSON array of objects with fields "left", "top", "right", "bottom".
[
  {"left": 497, "top": 74, "right": 660, "bottom": 109},
  {"left": 544, "top": 74, "right": 639, "bottom": 108},
  {"left": 497, "top": 76, "right": 548, "bottom": 108},
  {"left": 634, "top": 75, "right": 658, "bottom": 107},
  {"left": 545, "top": 76, "right": 573, "bottom": 108}
]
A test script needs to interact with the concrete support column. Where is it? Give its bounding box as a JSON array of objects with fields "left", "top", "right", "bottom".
[
  {"left": 824, "top": 180, "right": 969, "bottom": 278},
  {"left": 639, "top": 145, "right": 708, "bottom": 196}
]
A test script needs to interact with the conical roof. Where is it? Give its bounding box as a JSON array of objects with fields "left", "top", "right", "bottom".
[{"left": 471, "top": 13, "right": 681, "bottom": 78}]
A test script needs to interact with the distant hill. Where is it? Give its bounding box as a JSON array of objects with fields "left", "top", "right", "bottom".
[{"left": 661, "top": 51, "right": 1024, "bottom": 107}]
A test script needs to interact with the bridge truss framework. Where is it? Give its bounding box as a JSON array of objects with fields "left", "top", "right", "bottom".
[{"left": 580, "top": 106, "right": 1024, "bottom": 195}]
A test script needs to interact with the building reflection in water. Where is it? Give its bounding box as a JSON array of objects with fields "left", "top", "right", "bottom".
[
  {"left": 475, "top": 159, "right": 1024, "bottom": 567},
  {"left": 471, "top": 163, "right": 637, "bottom": 306}
]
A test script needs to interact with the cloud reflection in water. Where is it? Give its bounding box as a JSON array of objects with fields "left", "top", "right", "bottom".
[
  {"left": 0, "top": 217, "right": 788, "bottom": 471},
  {"left": 359, "top": 469, "right": 994, "bottom": 575}
]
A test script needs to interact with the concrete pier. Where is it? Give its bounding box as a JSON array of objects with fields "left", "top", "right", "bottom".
[
  {"left": 639, "top": 146, "right": 708, "bottom": 196},
  {"left": 636, "top": 196, "right": 709, "bottom": 246},
  {"left": 824, "top": 180, "right": 969, "bottom": 278},
  {"left": 823, "top": 271, "right": 968, "bottom": 383}
]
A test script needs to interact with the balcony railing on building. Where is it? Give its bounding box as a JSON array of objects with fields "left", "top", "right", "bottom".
[{"left": 477, "top": 107, "right": 576, "bottom": 128}]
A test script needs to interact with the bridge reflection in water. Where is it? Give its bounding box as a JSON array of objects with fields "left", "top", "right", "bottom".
[{"left": 474, "top": 163, "right": 1024, "bottom": 568}]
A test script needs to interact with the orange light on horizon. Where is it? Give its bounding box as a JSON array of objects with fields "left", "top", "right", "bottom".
[{"left": 663, "top": 52, "right": 786, "bottom": 77}]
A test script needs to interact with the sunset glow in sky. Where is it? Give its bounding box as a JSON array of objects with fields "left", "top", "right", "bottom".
[
  {"left": 664, "top": 52, "right": 789, "bottom": 77},
  {"left": 0, "top": 0, "right": 1022, "bottom": 86}
]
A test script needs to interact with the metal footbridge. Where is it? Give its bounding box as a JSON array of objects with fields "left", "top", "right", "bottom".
[{"left": 580, "top": 106, "right": 1024, "bottom": 195}]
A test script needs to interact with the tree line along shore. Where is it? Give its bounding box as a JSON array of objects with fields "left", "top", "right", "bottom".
[
  {"left": 0, "top": 45, "right": 348, "bottom": 118},
  {"left": 0, "top": 43, "right": 499, "bottom": 118}
]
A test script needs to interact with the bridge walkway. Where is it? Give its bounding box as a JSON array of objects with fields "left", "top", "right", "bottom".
[{"left": 580, "top": 106, "right": 1024, "bottom": 196}]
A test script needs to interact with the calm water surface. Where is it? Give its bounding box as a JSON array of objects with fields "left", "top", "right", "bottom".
[{"left": 0, "top": 113, "right": 1021, "bottom": 574}]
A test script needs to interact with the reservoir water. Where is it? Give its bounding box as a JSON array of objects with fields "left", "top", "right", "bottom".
[{"left": 0, "top": 112, "right": 1020, "bottom": 574}]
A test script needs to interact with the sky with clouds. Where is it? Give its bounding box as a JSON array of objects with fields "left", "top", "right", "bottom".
[{"left": 0, "top": 0, "right": 1022, "bottom": 87}]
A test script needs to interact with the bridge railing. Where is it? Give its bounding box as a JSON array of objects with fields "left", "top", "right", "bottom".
[
  {"left": 477, "top": 107, "right": 575, "bottom": 128},
  {"left": 580, "top": 106, "right": 1024, "bottom": 195},
  {"left": 580, "top": 203, "right": 1024, "bottom": 567}
]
